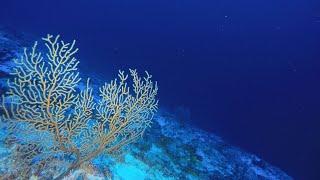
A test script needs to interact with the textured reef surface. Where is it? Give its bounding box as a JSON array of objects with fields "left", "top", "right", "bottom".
[{"left": 0, "top": 29, "right": 291, "bottom": 179}]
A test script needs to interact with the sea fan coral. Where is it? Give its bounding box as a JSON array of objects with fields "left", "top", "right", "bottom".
[{"left": 0, "top": 34, "right": 158, "bottom": 179}]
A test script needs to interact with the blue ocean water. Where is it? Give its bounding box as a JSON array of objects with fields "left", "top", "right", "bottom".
[{"left": 0, "top": 0, "right": 319, "bottom": 179}]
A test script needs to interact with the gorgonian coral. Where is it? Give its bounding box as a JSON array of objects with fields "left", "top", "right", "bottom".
[{"left": 0, "top": 34, "right": 158, "bottom": 179}]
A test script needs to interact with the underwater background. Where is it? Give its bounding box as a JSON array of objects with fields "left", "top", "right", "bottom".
[{"left": 0, "top": 0, "right": 319, "bottom": 179}]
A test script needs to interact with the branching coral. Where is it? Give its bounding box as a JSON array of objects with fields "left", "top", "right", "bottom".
[{"left": 0, "top": 34, "right": 158, "bottom": 179}]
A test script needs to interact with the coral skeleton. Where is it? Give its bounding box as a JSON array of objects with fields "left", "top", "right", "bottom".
[{"left": 0, "top": 34, "right": 158, "bottom": 179}]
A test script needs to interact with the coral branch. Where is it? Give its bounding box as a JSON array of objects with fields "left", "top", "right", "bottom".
[{"left": 0, "top": 34, "right": 158, "bottom": 179}]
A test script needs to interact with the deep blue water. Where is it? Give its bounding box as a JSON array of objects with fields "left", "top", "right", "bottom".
[{"left": 1, "top": 0, "right": 320, "bottom": 179}]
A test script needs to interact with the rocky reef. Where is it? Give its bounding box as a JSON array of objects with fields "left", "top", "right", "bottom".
[{"left": 0, "top": 29, "right": 291, "bottom": 179}]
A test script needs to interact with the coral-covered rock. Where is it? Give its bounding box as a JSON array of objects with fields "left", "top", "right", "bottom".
[{"left": 0, "top": 29, "right": 291, "bottom": 180}]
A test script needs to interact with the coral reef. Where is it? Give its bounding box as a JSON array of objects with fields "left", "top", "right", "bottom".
[{"left": 0, "top": 29, "right": 291, "bottom": 179}]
